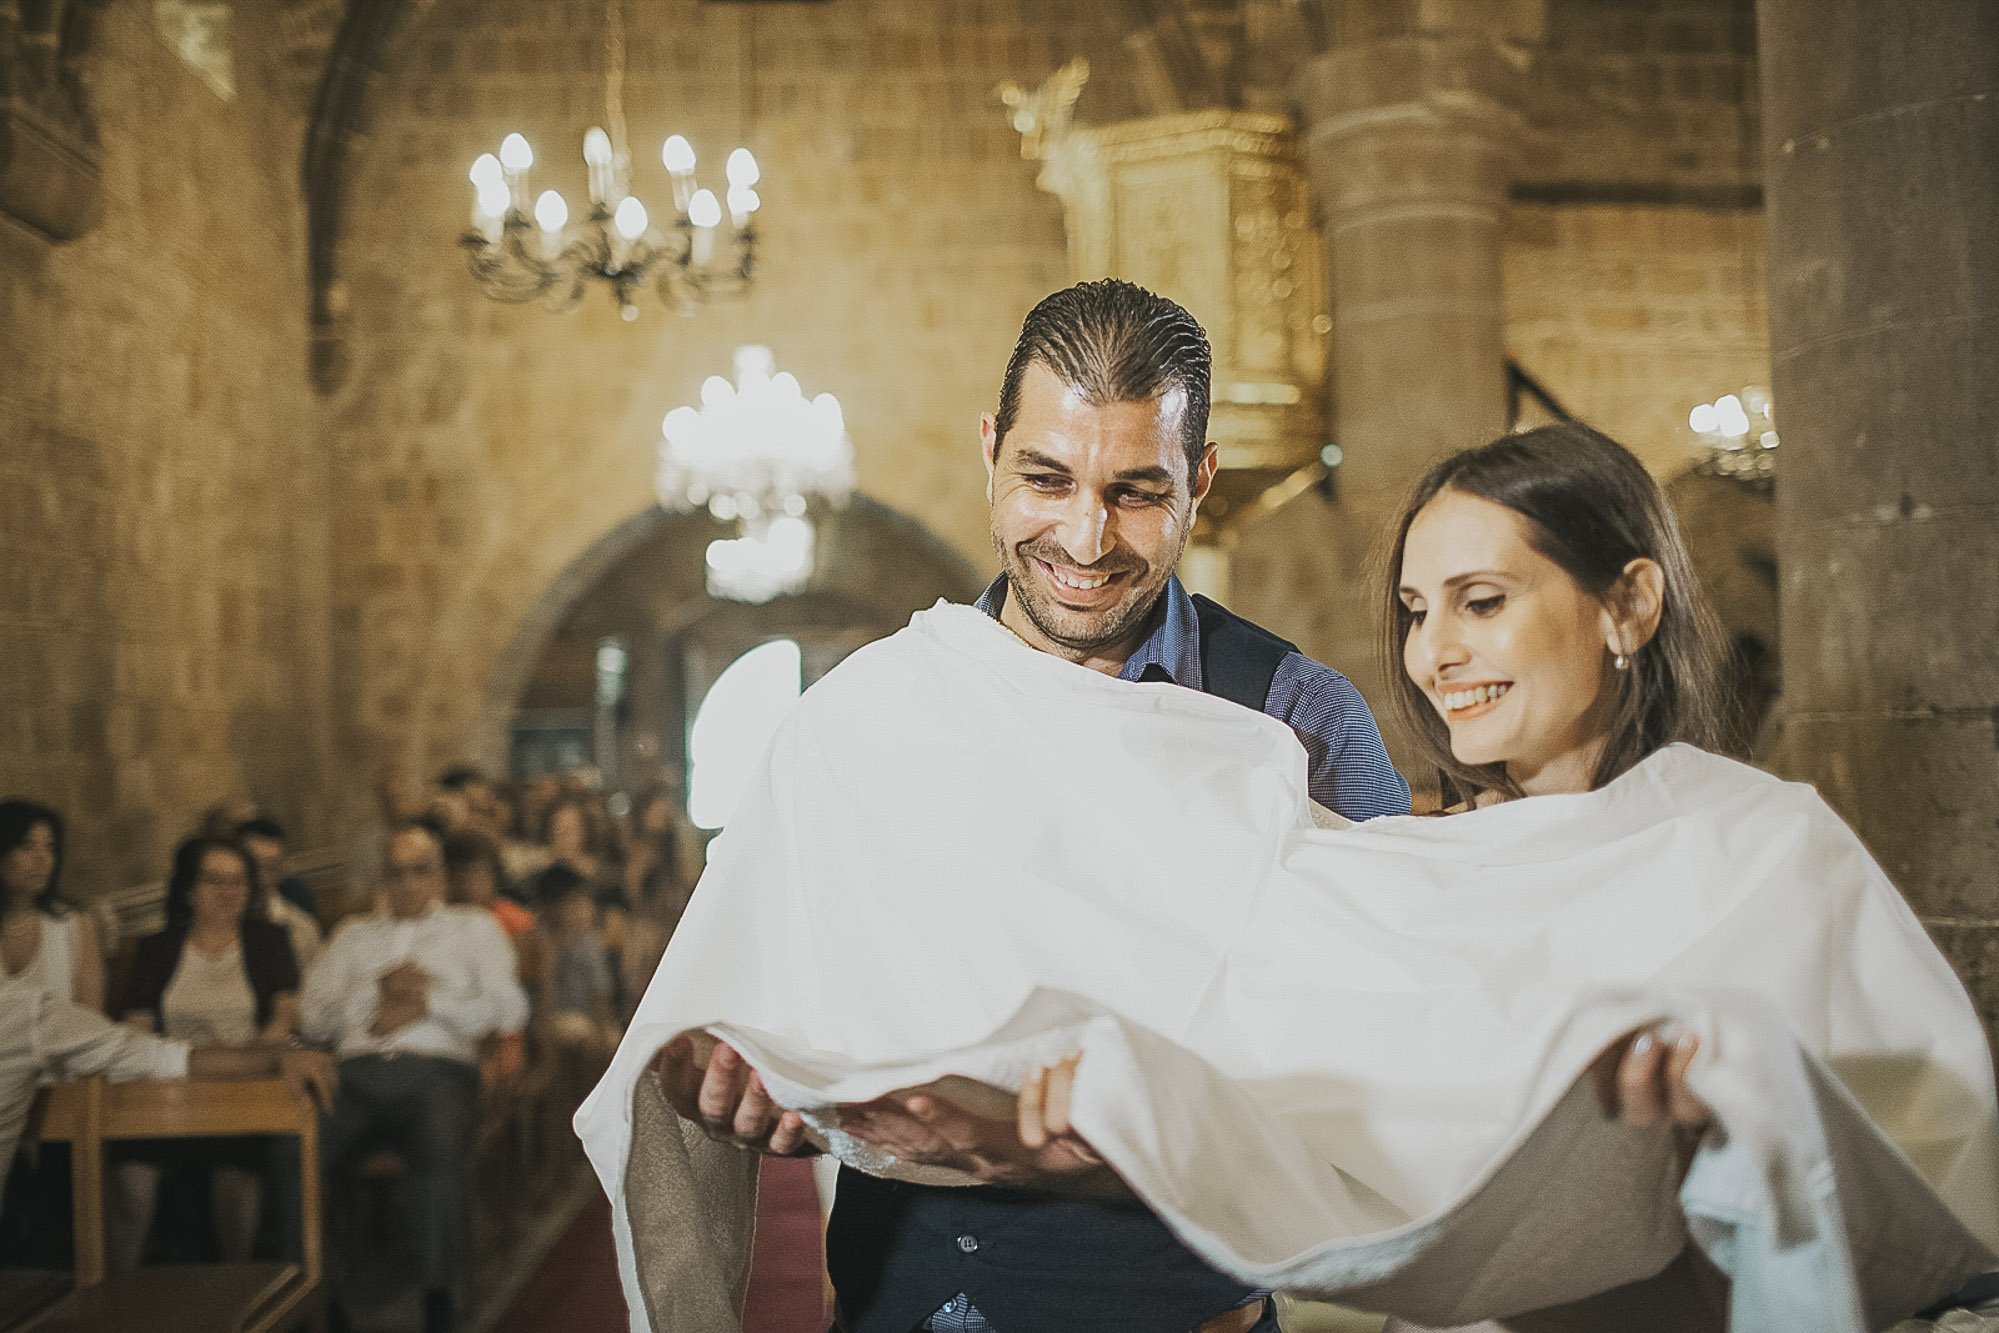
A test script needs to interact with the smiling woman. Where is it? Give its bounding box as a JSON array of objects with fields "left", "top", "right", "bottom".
[{"left": 1383, "top": 422, "right": 1731, "bottom": 808}]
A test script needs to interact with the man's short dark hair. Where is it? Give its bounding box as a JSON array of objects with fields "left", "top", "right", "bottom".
[
  {"left": 436, "top": 765, "right": 486, "bottom": 792},
  {"left": 993, "top": 279, "right": 1212, "bottom": 483},
  {"left": 533, "top": 863, "right": 591, "bottom": 909},
  {"left": 236, "top": 815, "right": 285, "bottom": 844}
]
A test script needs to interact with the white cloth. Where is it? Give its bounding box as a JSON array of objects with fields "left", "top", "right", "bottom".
[
  {"left": 0, "top": 911, "right": 83, "bottom": 1002},
  {"left": 0, "top": 973, "right": 188, "bottom": 1196},
  {"left": 300, "top": 904, "right": 527, "bottom": 1064},
  {"left": 577, "top": 602, "right": 1999, "bottom": 1333},
  {"left": 161, "top": 941, "right": 259, "bottom": 1047}
]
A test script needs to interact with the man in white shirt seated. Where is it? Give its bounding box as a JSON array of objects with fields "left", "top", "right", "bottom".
[
  {"left": 300, "top": 820, "right": 527, "bottom": 1333},
  {"left": 1, "top": 972, "right": 335, "bottom": 1210}
]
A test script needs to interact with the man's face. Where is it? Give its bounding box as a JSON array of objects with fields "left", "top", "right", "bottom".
[
  {"left": 983, "top": 363, "right": 1215, "bottom": 667},
  {"left": 381, "top": 827, "right": 445, "bottom": 919}
]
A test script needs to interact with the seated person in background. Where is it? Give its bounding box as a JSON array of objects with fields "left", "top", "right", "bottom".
[
  {"left": 301, "top": 820, "right": 527, "bottom": 1333},
  {"left": 1, "top": 968, "right": 333, "bottom": 1212},
  {"left": 613, "top": 788, "right": 687, "bottom": 1017},
  {"left": 436, "top": 766, "right": 503, "bottom": 844},
  {"left": 345, "top": 771, "right": 426, "bottom": 916},
  {"left": 541, "top": 796, "right": 617, "bottom": 899},
  {"left": 113, "top": 834, "right": 304, "bottom": 1271},
  {"left": 535, "top": 865, "right": 618, "bottom": 1055},
  {"left": 0, "top": 801, "right": 109, "bottom": 1261},
  {"left": 236, "top": 817, "right": 323, "bottom": 972},
  {"left": 443, "top": 829, "right": 538, "bottom": 1081},
  {"left": 443, "top": 829, "right": 536, "bottom": 952},
  {"left": 503, "top": 776, "right": 560, "bottom": 884},
  {"left": 0, "top": 799, "right": 104, "bottom": 1010}
]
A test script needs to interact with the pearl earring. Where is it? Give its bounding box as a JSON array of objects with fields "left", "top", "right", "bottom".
[{"left": 1613, "top": 652, "right": 1629, "bottom": 671}]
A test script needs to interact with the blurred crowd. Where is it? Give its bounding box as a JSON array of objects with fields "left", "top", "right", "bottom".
[{"left": 0, "top": 765, "right": 702, "bottom": 1332}]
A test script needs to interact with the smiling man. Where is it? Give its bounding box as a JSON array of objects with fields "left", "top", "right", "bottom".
[
  {"left": 658, "top": 279, "right": 1408, "bottom": 1333},
  {"left": 970, "top": 281, "right": 1408, "bottom": 829}
]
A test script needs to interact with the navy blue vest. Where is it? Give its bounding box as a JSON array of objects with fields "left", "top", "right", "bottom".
[{"left": 826, "top": 597, "right": 1296, "bottom": 1333}]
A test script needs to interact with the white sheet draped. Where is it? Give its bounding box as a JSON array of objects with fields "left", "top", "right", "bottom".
[{"left": 577, "top": 601, "right": 1999, "bottom": 1332}]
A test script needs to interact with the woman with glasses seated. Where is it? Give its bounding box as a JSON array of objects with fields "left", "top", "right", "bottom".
[{"left": 112, "top": 834, "right": 301, "bottom": 1271}]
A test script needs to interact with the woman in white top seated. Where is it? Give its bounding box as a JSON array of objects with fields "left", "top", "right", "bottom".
[
  {"left": 0, "top": 799, "right": 104, "bottom": 1011},
  {"left": 112, "top": 834, "right": 302, "bottom": 1272}
]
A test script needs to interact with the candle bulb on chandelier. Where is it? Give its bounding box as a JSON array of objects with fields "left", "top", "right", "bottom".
[
  {"left": 499, "top": 132, "right": 534, "bottom": 213},
  {"left": 614, "top": 196, "right": 650, "bottom": 247},
  {"left": 725, "top": 152, "right": 760, "bottom": 230},
  {"left": 662, "top": 135, "right": 697, "bottom": 212},
  {"left": 582, "top": 127, "right": 614, "bottom": 208},
  {"left": 469, "top": 154, "right": 508, "bottom": 240},
  {"left": 688, "top": 189, "right": 722, "bottom": 266},
  {"left": 534, "top": 190, "right": 569, "bottom": 258}
]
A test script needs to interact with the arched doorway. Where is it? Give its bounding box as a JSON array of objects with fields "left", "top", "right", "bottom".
[{"left": 492, "top": 495, "right": 984, "bottom": 802}]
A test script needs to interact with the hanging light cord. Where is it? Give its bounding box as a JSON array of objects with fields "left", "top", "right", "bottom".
[{"left": 604, "top": 0, "right": 631, "bottom": 188}]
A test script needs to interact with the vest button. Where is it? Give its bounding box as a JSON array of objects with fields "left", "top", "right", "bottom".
[{"left": 955, "top": 1234, "right": 980, "bottom": 1254}]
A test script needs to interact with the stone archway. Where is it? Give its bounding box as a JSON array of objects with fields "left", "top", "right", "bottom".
[{"left": 471, "top": 493, "right": 985, "bottom": 778}]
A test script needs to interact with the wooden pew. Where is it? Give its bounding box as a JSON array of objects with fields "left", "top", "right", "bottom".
[{"left": 17, "top": 1077, "right": 323, "bottom": 1333}]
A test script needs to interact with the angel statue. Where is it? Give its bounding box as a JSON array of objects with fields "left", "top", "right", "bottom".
[{"left": 996, "top": 56, "right": 1090, "bottom": 163}]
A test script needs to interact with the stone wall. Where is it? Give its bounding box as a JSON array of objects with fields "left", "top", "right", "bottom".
[
  {"left": 0, "top": 4, "right": 333, "bottom": 893},
  {"left": 1525, "top": 0, "right": 1761, "bottom": 197}
]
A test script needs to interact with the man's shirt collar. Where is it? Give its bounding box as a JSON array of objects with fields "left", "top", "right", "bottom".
[{"left": 974, "top": 573, "right": 1205, "bottom": 690}]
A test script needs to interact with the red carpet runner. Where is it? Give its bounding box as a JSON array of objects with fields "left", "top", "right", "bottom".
[{"left": 492, "top": 1156, "right": 828, "bottom": 1332}]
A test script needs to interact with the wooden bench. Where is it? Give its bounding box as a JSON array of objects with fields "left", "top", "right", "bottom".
[{"left": 15, "top": 1077, "right": 323, "bottom": 1333}]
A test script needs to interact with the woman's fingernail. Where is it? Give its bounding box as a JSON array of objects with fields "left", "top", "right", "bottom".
[
  {"left": 1675, "top": 1033, "right": 1699, "bottom": 1055},
  {"left": 1631, "top": 1032, "right": 1656, "bottom": 1059}
]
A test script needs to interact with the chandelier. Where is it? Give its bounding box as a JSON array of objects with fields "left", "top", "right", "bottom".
[
  {"left": 461, "top": 0, "right": 761, "bottom": 321},
  {"left": 1689, "top": 386, "right": 1778, "bottom": 490},
  {"left": 657, "top": 346, "right": 855, "bottom": 602},
  {"left": 704, "top": 515, "right": 818, "bottom": 604}
]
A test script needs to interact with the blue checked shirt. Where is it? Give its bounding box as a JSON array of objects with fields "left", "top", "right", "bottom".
[{"left": 918, "top": 578, "right": 1409, "bottom": 1331}]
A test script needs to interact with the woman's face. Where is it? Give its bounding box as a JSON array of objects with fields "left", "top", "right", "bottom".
[
  {"left": 451, "top": 860, "right": 498, "bottom": 908},
  {"left": 549, "top": 805, "right": 587, "bottom": 858},
  {"left": 192, "top": 849, "right": 252, "bottom": 928},
  {"left": 1399, "top": 490, "right": 1622, "bottom": 797},
  {"left": 0, "top": 822, "right": 56, "bottom": 900}
]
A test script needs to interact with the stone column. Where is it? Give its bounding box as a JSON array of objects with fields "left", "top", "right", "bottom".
[
  {"left": 1291, "top": 28, "right": 1533, "bottom": 769},
  {"left": 1758, "top": 0, "right": 1999, "bottom": 1039}
]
